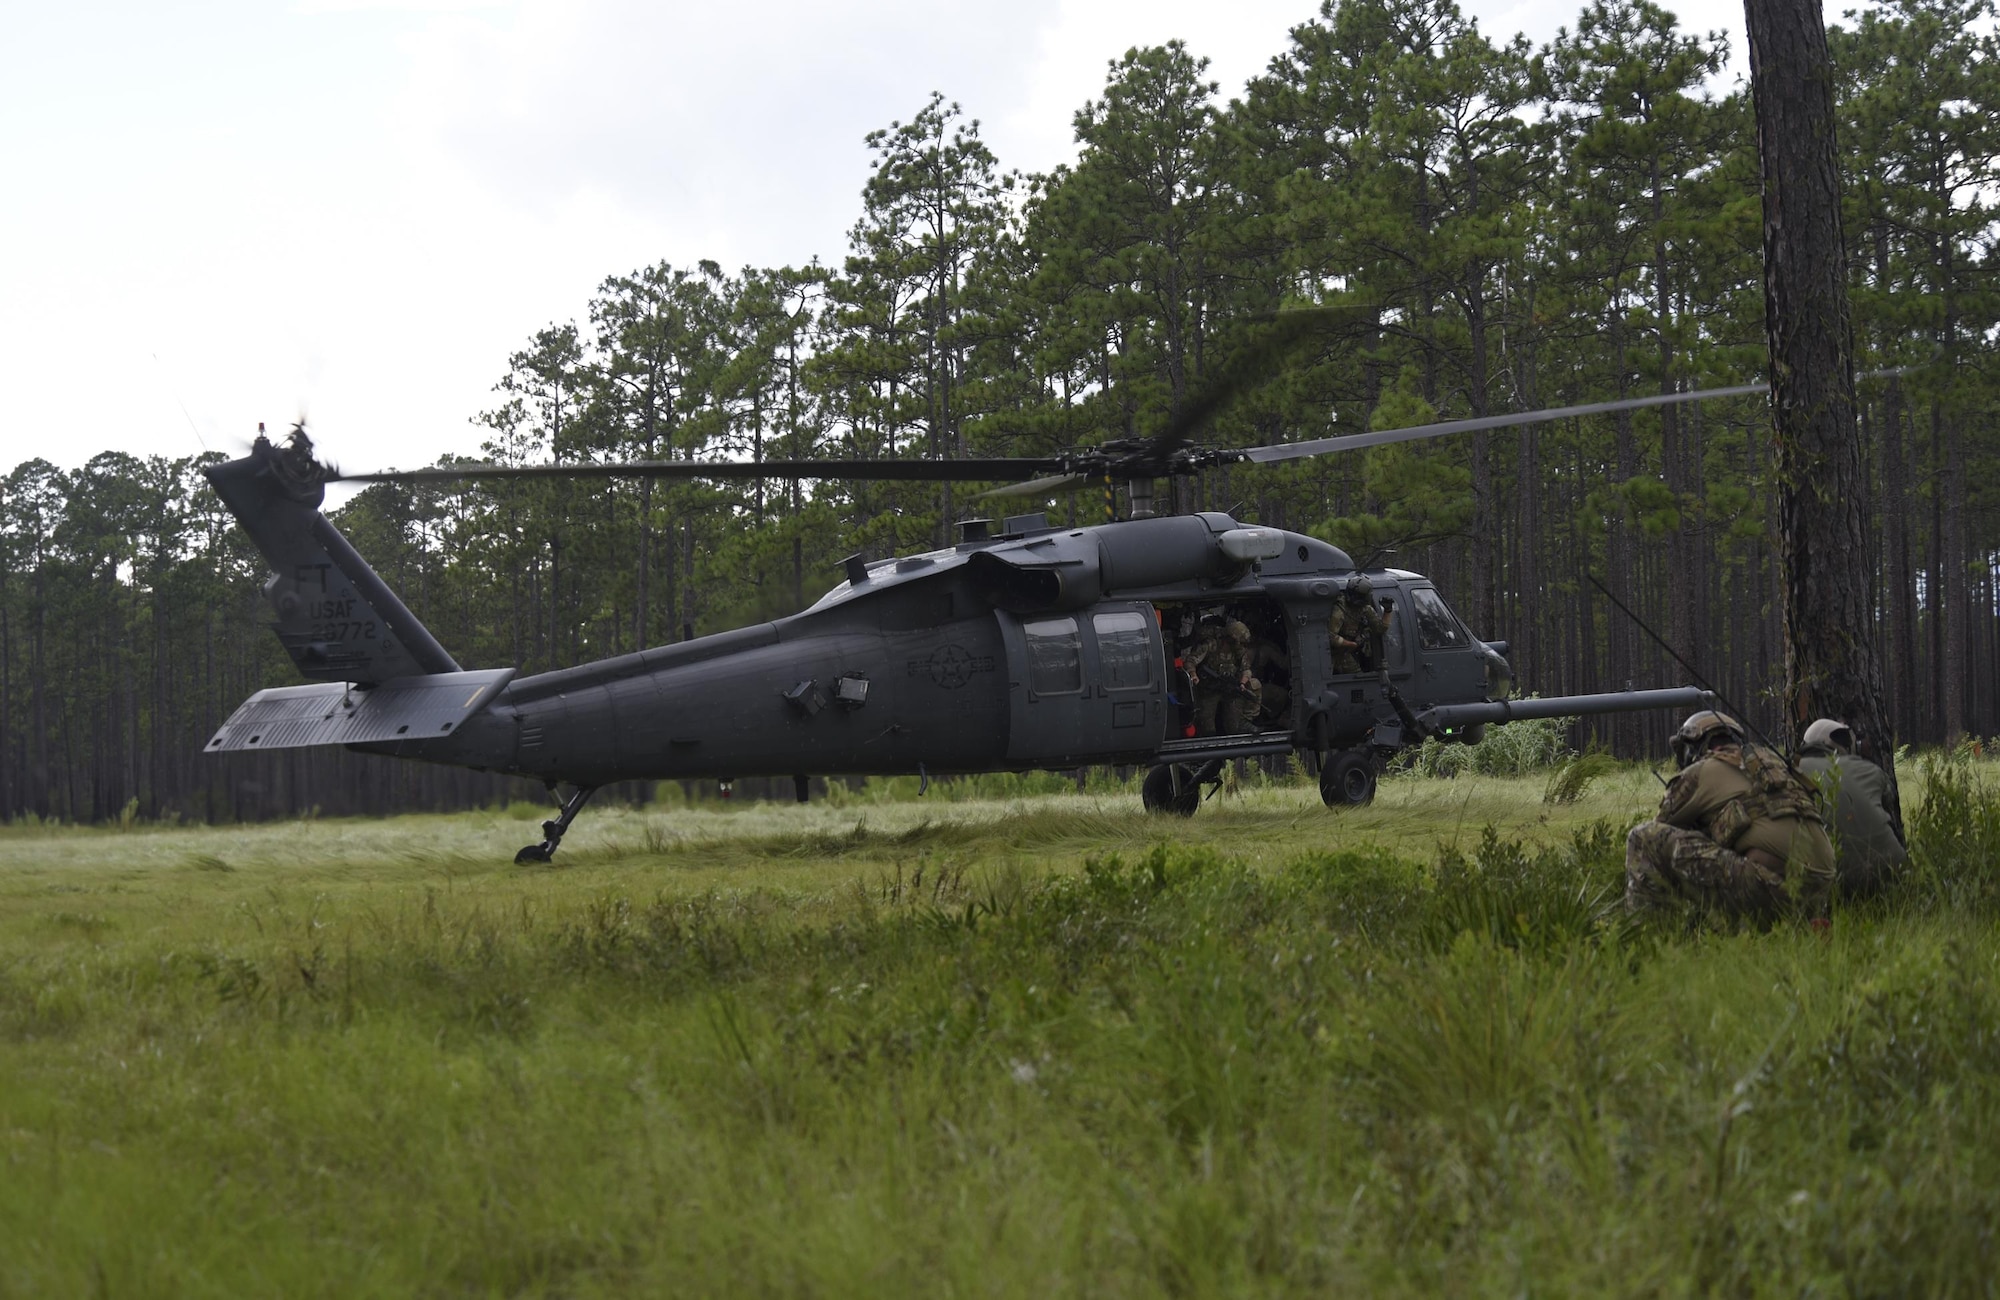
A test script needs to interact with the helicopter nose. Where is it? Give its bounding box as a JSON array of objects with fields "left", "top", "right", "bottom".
[{"left": 1479, "top": 642, "right": 1513, "bottom": 700}]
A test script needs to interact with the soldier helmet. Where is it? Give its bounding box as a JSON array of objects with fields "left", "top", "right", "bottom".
[
  {"left": 1802, "top": 717, "right": 1855, "bottom": 754},
  {"left": 1342, "top": 573, "right": 1372, "bottom": 600},
  {"left": 1226, "top": 620, "right": 1251, "bottom": 643},
  {"left": 1671, "top": 710, "right": 1745, "bottom": 768}
]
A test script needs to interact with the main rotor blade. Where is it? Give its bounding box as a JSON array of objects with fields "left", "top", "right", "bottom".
[
  {"left": 336, "top": 456, "right": 1073, "bottom": 485},
  {"left": 1239, "top": 383, "right": 1770, "bottom": 464},
  {"left": 976, "top": 472, "right": 1093, "bottom": 500},
  {"left": 1239, "top": 362, "right": 1924, "bottom": 466},
  {"left": 1147, "top": 303, "right": 1374, "bottom": 464}
]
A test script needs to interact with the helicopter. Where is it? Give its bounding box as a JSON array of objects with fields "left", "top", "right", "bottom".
[{"left": 200, "top": 331, "right": 1757, "bottom": 863}]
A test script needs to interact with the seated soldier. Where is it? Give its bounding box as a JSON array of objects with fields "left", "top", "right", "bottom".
[
  {"left": 1247, "top": 631, "right": 1291, "bottom": 727},
  {"left": 1186, "top": 619, "right": 1259, "bottom": 736},
  {"left": 1626, "top": 711, "right": 1836, "bottom": 926},
  {"left": 1798, "top": 717, "right": 1907, "bottom": 898}
]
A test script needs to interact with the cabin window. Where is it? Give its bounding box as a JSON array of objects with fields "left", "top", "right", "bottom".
[
  {"left": 1411, "top": 587, "right": 1467, "bottom": 650},
  {"left": 1024, "top": 617, "right": 1083, "bottom": 694},
  {"left": 1092, "top": 610, "right": 1153, "bottom": 690}
]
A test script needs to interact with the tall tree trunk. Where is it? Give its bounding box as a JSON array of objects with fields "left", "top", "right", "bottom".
[
  {"left": 1608, "top": 315, "right": 1638, "bottom": 753},
  {"left": 1466, "top": 279, "right": 1495, "bottom": 635},
  {"left": 1926, "top": 400, "right": 1945, "bottom": 741},
  {"left": 30, "top": 574, "right": 45, "bottom": 816},
  {"left": 637, "top": 476, "right": 652, "bottom": 650},
  {"left": 1745, "top": 0, "right": 1900, "bottom": 826},
  {"left": 1939, "top": 401, "right": 1967, "bottom": 742},
  {"left": 1652, "top": 160, "right": 1697, "bottom": 673},
  {"left": 1874, "top": 228, "right": 1919, "bottom": 741},
  {"left": 0, "top": 588, "right": 10, "bottom": 820},
  {"left": 1511, "top": 313, "right": 1540, "bottom": 688}
]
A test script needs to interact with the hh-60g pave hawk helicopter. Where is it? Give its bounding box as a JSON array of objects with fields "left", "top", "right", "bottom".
[{"left": 203, "top": 318, "right": 1757, "bottom": 863}]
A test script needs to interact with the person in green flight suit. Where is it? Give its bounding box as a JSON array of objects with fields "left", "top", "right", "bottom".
[{"left": 1797, "top": 716, "right": 1906, "bottom": 898}]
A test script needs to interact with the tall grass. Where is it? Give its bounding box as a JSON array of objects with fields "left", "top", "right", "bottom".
[
  {"left": 1899, "top": 743, "right": 2000, "bottom": 910},
  {"left": 1, "top": 760, "right": 1996, "bottom": 1294}
]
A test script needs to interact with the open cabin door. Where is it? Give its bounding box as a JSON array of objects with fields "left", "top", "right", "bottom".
[{"left": 997, "top": 603, "right": 1165, "bottom": 764}]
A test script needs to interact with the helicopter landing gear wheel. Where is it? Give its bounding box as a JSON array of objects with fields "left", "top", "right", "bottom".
[
  {"left": 1141, "top": 763, "right": 1202, "bottom": 817},
  {"left": 515, "top": 784, "right": 598, "bottom": 864},
  {"left": 1319, "top": 750, "right": 1377, "bottom": 808}
]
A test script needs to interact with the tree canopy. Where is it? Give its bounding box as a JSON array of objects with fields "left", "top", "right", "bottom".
[{"left": 7, "top": 0, "right": 1997, "bottom": 822}]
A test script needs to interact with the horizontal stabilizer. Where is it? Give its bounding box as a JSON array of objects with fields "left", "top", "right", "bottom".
[{"left": 205, "top": 669, "right": 515, "bottom": 753}]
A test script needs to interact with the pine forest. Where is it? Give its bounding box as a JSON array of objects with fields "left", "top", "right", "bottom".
[{"left": 5, "top": 0, "right": 1996, "bottom": 823}]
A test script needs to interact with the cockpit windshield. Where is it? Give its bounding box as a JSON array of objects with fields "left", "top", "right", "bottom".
[{"left": 1410, "top": 586, "right": 1470, "bottom": 650}]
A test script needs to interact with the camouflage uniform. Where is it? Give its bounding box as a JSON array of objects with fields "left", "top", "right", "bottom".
[
  {"left": 1187, "top": 623, "right": 1258, "bottom": 735},
  {"left": 1328, "top": 599, "right": 1388, "bottom": 674},
  {"left": 1247, "top": 637, "right": 1290, "bottom": 725},
  {"left": 1626, "top": 742, "right": 1836, "bottom": 925}
]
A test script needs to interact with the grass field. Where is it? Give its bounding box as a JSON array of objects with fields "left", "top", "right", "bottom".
[{"left": 4, "top": 757, "right": 2000, "bottom": 1297}]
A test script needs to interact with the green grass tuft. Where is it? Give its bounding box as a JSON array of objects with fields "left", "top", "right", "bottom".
[{"left": 1542, "top": 748, "right": 1622, "bottom": 804}]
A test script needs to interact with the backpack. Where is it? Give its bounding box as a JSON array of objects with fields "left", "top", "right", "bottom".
[{"left": 1705, "top": 744, "right": 1826, "bottom": 850}]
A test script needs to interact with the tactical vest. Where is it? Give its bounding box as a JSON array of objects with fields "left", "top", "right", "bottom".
[
  {"left": 1705, "top": 744, "right": 1826, "bottom": 850},
  {"left": 1190, "top": 635, "right": 1248, "bottom": 679}
]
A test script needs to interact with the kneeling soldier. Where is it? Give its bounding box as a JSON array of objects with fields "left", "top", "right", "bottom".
[
  {"left": 1798, "top": 717, "right": 1907, "bottom": 899},
  {"left": 1626, "top": 711, "right": 1835, "bottom": 926}
]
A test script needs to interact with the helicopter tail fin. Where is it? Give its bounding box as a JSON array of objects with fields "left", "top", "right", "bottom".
[{"left": 203, "top": 437, "right": 460, "bottom": 686}]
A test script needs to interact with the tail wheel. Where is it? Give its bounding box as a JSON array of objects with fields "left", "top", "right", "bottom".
[
  {"left": 1141, "top": 763, "right": 1202, "bottom": 817},
  {"left": 1319, "top": 750, "right": 1377, "bottom": 807}
]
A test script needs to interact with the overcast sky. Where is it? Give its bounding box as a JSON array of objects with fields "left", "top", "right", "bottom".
[{"left": 0, "top": 0, "right": 1751, "bottom": 480}]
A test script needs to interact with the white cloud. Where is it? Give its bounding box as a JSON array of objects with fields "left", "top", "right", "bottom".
[{"left": 0, "top": 0, "right": 1757, "bottom": 481}]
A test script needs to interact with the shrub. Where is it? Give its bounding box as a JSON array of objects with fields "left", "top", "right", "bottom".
[
  {"left": 1419, "top": 822, "right": 1625, "bottom": 956},
  {"left": 1902, "top": 745, "right": 2000, "bottom": 912},
  {"left": 1391, "top": 713, "right": 1575, "bottom": 780},
  {"left": 1543, "top": 749, "right": 1619, "bottom": 804}
]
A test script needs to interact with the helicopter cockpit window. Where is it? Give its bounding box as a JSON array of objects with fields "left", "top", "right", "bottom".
[
  {"left": 1092, "top": 610, "right": 1153, "bottom": 690},
  {"left": 1411, "top": 587, "right": 1468, "bottom": 650},
  {"left": 1024, "top": 617, "right": 1083, "bottom": 695}
]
